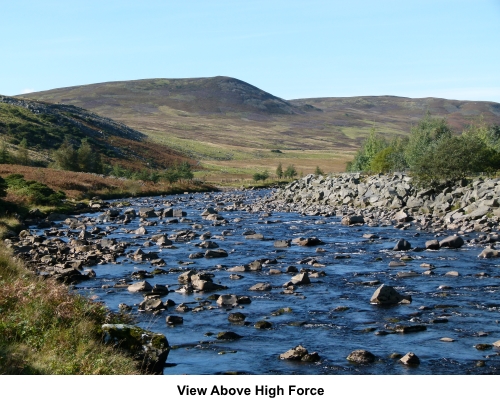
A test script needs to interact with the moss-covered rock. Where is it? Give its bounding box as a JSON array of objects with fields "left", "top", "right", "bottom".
[{"left": 101, "top": 324, "right": 170, "bottom": 374}]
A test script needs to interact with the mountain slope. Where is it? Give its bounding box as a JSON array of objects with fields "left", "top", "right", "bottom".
[
  {"left": 19, "top": 77, "right": 500, "bottom": 180},
  {"left": 0, "top": 95, "right": 193, "bottom": 170}
]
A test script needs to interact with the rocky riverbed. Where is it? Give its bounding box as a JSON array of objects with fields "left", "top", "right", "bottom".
[{"left": 8, "top": 174, "right": 500, "bottom": 374}]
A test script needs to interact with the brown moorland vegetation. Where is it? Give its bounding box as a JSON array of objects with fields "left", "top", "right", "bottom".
[{"left": 21, "top": 76, "right": 500, "bottom": 181}]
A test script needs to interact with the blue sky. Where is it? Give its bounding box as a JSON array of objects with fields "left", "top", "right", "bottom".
[{"left": 2, "top": 0, "right": 500, "bottom": 102}]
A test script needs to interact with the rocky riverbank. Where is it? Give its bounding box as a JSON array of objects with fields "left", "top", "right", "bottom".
[{"left": 261, "top": 172, "right": 500, "bottom": 237}]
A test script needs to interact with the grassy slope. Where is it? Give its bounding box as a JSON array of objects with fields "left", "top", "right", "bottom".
[
  {"left": 21, "top": 77, "right": 500, "bottom": 182},
  {"left": 0, "top": 96, "right": 195, "bottom": 172},
  {"left": 0, "top": 229, "right": 139, "bottom": 374}
]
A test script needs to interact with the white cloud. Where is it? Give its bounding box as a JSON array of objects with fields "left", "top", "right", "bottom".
[{"left": 20, "top": 88, "right": 35, "bottom": 94}]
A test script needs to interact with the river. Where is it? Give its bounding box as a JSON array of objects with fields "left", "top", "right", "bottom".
[{"left": 32, "top": 189, "right": 500, "bottom": 374}]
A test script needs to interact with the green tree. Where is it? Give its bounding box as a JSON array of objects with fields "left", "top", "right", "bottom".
[
  {"left": 253, "top": 170, "right": 269, "bottom": 182},
  {"left": 16, "top": 138, "right": 30, "bottom": 166},
  {"left": 77, "top": 138, "right": 102, "bottom": 173},
  {"left": 284, "top": 164, "right": 297, "bottom": 179},
  {"left": 347, "top": 127, "right": 388, "bottom": 172},
  {"left": 404, "top": 113, "right": 452, "bottom": 171},
  {"left": 0, "top": 138, "right": 10, "bottom": 164},
  {"left": 52, "top": 139, "right": 78, "bottom": 171},
  {"left": 163, "top": 167, "right": 180, "bottom": 184},
  {"left": 177, "top": 161, "right": 194, "bottom": 181},
  {"left": 411, "top": 134, "right": 500, "bottom": 186},
  {"left": 276, "top": 163, "right": 283, "bottom": 179},
  {"left": 314, "top": 166, "right": 324, "bottom": 176}
]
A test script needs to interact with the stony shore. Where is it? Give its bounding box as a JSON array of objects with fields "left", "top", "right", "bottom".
[{"left": 259, "top": 172, "right": 500, "bottom": 238}]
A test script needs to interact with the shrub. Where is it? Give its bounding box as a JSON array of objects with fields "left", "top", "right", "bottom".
[
  {"left": 5, "top": 174, "right": 65, "bottom": 205},
  {"left": 284, "top": 164, "right": 297, "bottom": 179},
  {"left": 347, "top": 127, "right": 387, "bottom": 172}
]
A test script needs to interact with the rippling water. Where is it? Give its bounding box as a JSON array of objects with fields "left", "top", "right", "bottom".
[{"left": 34, "top": 189, "right": 500, "bottom": 374}]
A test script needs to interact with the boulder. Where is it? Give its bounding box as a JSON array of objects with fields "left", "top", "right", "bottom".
[
  {"left": 254, "top": 320, "right": 272, "bottom": 329},
  {"left": 478, "top": 248, "right": 500, "bottom": 258},
  {"left": 228, "top": 312, "right": 246, "bottom": 323},
  {"left": 291, "top": 272, "right": 311, "bottom": 285},
  {"left": 393, "top": 238, "right": 411, "bottom": 251},
  {"left": 346, "top": 349, "right": 376, "bottom": 364},
  {"left": 370, "top": 284, "right": 411, "bottom": 305},
  {"left": 217, "top": 331, "right": 242, "bottom": 340},
  {"left": 274, "top": 240, "right": 291, "bottom": 248},
  {"left": 249, "top": 282, "right": 272, "bottom": 291},
  {"left": 127, "top": 281, "right": 153, "bottom": 293},
  {"left": 399, "top": 352, "right": 420, "bottom": 366},
  {"left": 204, "top": 249, "right": 228, "bottom": 258},
  {"left": 425, "top": 240, "right": 440, "bottom": 250},
  {"left": 439, "top": 235, "right": 464, "bottom": 249},
  {"left": 101, "top": 324, "right": 169, "bottom": 374},
  {"left": 279, "top": 345, "right": 320, "bottom": 362},
  {"left": 166, "top": 315, "right": 184, "bottom": 325},
  {"left": 341, "top": 215, "right": 364, "bottom": 225}
]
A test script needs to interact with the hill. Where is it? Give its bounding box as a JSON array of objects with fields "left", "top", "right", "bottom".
[
  {"left": 0, "top": 95, "right": 193, "bottom": 171},
  {"left": 19, "top": 77, "right": 500, "bottom": 181}
]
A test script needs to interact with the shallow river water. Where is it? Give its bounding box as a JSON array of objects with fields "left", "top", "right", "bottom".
[{"left": 34, "top": 189, "right": 500, "bottom": 375}]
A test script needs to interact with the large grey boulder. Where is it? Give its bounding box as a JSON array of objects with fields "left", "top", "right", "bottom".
[
  {"left": 204, "top": 249, "right": 228, "bottom": 258},
  {"left": 393, "top": 238, "right": 411, "bottom": 251},
  {"left": 128, "top": 281, "right": 153, "bottom": 293},
  {"left": 439, "top": 235, "right": 464, "bottom": 249},
  {"left": 370, "top": 284, "right": 411, "bottom": 305},
  {"left": 478, "top": 248, "right": 500, "bottom": 258}
]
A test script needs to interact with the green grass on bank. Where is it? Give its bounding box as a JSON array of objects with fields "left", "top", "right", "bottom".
[{"left": 0, "top": 222, "right": 140, "bottom": 374}]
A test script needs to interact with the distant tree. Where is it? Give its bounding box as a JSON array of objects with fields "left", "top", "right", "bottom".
[
  {"left": 276, "top": 163, "right": 283, "bottom": 179},
  {"left": 0, "top": 138, "right": 11, "bottom": 164},
  {"left": 284, "top": 164, "right": 297, "bottom": 179},
  {"left": 177, "top": 161, "right": 194, "bottom": 181},
  {"left": 314, "top": 166, "right": 324, "bottom": 176},
  {"left": 412, "top": 134, "right": 500, "bottom": 186},
  {"left": 253, "top": 170, "right": 269, "bottom": 182},
  {"left": 404, "top": 112, "right": 452, "bottom": 171},
  {"left": 347, "top": 127, "right": 387, "bottom": 172},
  {"left": 163, "top": 167, "right": 180, "bottom": 184},
  {"left": 16, "top": 138, "right": 30, "bottom": 166},
  {"left": 77, "top": 138, "right": 102, "bottom": 173},
  {"left": 52, "top": 138, "right": 78, "bottom": 171}
]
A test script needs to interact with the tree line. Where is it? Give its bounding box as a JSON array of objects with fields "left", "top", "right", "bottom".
[{"left": 346, "top": 113, "right": 500, "bottom": 186}]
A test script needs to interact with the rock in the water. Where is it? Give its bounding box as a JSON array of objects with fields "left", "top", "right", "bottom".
[
  {"left": 228, "top": 312, "right": 246, "bottom": 323},
  {"left": 217, "top": 331, "right": 242, "bottom": 340},
  {"left": 346, "top": 349, "right": 376, "bottom": 364},
  {"left": 290, "top": 272, "right": 311, "bottom": 285},
  {"left": 341, "top": 215, "right": 364, "bottom": 225},
  {"left": 439, "top": 235, "right": 464, "bottom": 249},
  {"left": 166, "top": 315, "right": 184, "bottom": 325},
  {"left": 274, "top": 240, "right": 291, "bottom": 248},
  {"left": 205, "top": 249, "right": 228, "bottom": 258},
  {"left": 279, "top": 345, "right": 319, "bottom": 362},
  {"left": 399, "top": 352, "right": 420, "bottom": 365},
  {"left": 101, "top": 324, "right": 169, "bottom": 374},
  {"left": 249, "top": 282, "right": 272, "bottom": 291},
  {"left": 478, "top": 248, "right": 500, "bottom": 258},
  {"left": 127, "top": 281, "right": 153, "bottom": 293},
  {"left": 370, "top": 284, "right": 411, "bottom": 305},
  {"left": 254, "top": 320, "right": 272, "bottom": 329},
  {"left": 393, "top": 238, "right": 411, "bottom": 251},
  {"left": 425, "top": 240, "right": 440, "bottom": 250}
]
